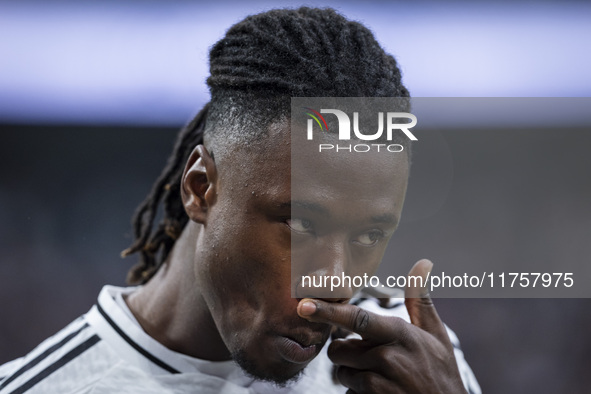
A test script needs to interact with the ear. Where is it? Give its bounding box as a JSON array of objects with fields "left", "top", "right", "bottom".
[{"left": 181, "top": 145, "right": 218, "bottom": 224}]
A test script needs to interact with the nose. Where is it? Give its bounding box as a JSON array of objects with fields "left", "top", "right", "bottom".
[{"left": 293, "top": 238, "right": 354, "bottom": 302}]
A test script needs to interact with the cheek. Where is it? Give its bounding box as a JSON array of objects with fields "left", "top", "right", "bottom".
[
  {"left": 206, "top": 214, "right": 290, "bottom": 290},
  {"left": 352, "top": 242, "right": 391, "bottom": 275},
  {"left": 196, "top": 210, "right": 294, "bottom": 336}
]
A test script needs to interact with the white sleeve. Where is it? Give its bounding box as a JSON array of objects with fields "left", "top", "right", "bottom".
[{"left": 0, "top": 357, "right": 24, "bottom": 382}]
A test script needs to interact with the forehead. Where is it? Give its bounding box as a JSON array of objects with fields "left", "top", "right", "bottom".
[
  {"left": 216, "top": 120, "right": 409, "bottom": 213},
  {"left": 291, "top": 130, "right": 409, "bottom": 221}
]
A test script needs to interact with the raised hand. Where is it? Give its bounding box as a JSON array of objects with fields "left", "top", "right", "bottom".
[{"left": 297, "top": 259, "right": 466, "bottom": 394}]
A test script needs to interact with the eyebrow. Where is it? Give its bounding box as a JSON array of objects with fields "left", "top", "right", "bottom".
[
  {"left": 279, "top": 201, "right": 330, "bottom": 216},
  {"left": 279, "top": 201, "right": 399, "bottom": 225},
  {"left": 370, "top": 213, "right": 399, "bottom": 226}
]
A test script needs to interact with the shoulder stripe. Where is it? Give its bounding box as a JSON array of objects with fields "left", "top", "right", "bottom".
[
  {"left": 7, "top": 334, "right": 100, "bottom": 394},
  {"left": 0, "top": 323, "right": 89, "bottom": 391},
  {"left": 95, "top": 303, "right": 180, "bottom": 374}
]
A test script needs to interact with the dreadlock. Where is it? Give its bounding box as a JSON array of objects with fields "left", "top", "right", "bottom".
[{"left": 123, "top": 7, "right": 410, "bottom": 285}]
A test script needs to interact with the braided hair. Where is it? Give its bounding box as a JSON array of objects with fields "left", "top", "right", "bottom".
[{"left": 123, "top": 7, "right": 410, "bottom": 285}]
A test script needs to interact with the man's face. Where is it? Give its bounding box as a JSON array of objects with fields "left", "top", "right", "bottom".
[{"left": 194, "top": 122, "right": 409, "bottom": 384}]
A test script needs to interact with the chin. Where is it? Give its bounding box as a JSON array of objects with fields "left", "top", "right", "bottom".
[{"left": 231, "top": 348, "right": 308, "bottom": 386}]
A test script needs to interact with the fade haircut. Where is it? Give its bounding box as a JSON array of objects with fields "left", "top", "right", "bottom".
[{"left": 123, "top": 7, "right": 410, "bottom": 284}]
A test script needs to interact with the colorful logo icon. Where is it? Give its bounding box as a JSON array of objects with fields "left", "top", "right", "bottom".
[{"left": 303, "top": 107, "right": 329, "bottom": 132}]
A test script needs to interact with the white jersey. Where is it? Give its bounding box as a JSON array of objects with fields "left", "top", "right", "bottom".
[{"left": 0, "top": 286, "right": 481, "bottom": 394}]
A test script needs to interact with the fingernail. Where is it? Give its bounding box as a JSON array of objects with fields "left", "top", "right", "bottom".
[{"left": 299, "top": 300, "right": 317, "bottom": 316}]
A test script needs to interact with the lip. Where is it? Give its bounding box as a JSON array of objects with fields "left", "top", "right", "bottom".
[{"left": 275, "top": 336, "right": 320, "bottom": 364}]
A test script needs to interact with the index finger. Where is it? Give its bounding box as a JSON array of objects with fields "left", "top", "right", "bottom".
[{"left": 297, "top": 298, "right": 407, "bottom": 344}]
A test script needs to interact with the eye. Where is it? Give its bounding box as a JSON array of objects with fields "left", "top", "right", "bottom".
[
  {"left": 354, "top": 230, "right": 384, "bottom": 246},
  {"left": 287, "top": 218, "right": 313, "bottom": 233}
]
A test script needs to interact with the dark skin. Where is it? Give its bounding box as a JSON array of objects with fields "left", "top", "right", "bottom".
[
  {"left": 127, "top": 121, "right": 466, "bottom": 392},
  {"left": 298, "top": 260, "right": 466, "bottom": 393}
]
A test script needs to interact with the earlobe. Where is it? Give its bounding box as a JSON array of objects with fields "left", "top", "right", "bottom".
[{"left": 181, "top": 145, "right": 217, "bottom": 224}]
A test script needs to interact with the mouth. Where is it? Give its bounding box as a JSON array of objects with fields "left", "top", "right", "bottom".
[{"left": 275, "top": 335, "right": 322, "bottom": 364}]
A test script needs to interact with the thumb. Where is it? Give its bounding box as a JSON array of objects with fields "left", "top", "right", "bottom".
[{"left": 404, "top": 259, "right": 448, "bottom": 342}]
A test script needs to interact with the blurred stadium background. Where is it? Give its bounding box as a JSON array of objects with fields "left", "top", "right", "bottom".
[{"left": 1, "top": 1, "right": 590, "bottom": 392}]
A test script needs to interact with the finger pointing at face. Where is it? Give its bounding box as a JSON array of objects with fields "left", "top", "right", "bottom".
[
  {"left": 297, "top": 260, "right": 467, "bottom": 393},
  {"left": 297, "top": 259, "right": 448, "bottom": 347},
  {"left": 297, "top": 296, "right": 412, "bottom": 345}
]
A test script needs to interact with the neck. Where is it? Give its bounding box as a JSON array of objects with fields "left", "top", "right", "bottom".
[{"left": 125, "top": 222, "right": 231, "bottom": 361}]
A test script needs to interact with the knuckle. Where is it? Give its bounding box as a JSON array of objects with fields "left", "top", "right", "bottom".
[
  {"left": 351, "top": 308, "right": 370, "bottom": 333},
  {"left": 389, "top": 316, "right": 406, "bottom": 333},
  {"left": 390, "top": 316, "right": 405, "bottom": 328},
  {"left": 373, "top": 345, "right": 391, "bottom": 362},
  {"left": 390, "top": 317, "right": 415, "bottom": 346}
]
